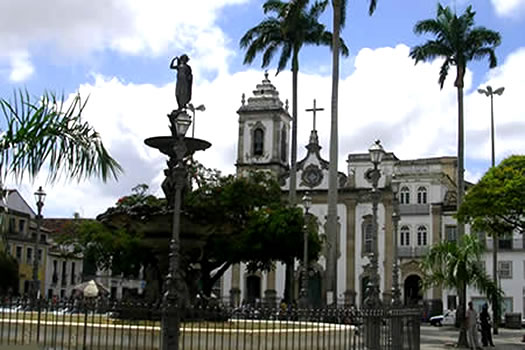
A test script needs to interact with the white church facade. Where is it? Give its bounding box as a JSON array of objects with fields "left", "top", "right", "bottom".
[{"left": 219, "top": 74, "right": 524, "bottom": 318}]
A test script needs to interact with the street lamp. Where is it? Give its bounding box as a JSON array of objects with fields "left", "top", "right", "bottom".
[
  {"left": 299, "top": 192, "right": 312, "bottom": 307},
  {"left": 477, "top": 86, "right": 504, "bottom": 169},
  {"left": 391, "top": 179, "right": 402, "bottom": 306},
  {"left": 32, "top": 186, "right": 46, "bottom": 299},
  {"left": 188, "top": 103, "right": 206, "bottom": 139},
  {"left": 478, "top": 84, "right": 504, "bottom": 335},
  {"left": 365, "top": 140, "right": 384, "bottom": 308}
]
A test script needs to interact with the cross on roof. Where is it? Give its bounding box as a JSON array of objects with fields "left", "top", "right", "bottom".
[{"left": 305, "top": 99, "right": 324, "bottom": 131}]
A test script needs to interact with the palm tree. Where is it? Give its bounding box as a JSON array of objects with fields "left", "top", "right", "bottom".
[
  {"left": 410, "top": 4, "right": 500, "bottom": 235},
  {"left": 240, "top": 0, "right": 347, "bottom": 303},
  {"left": 0, "top": 90, "right": 122, "bottom": 183},
  {"left": 326, "top": 0, "right": 377, "bottom": 304},
  {"left": 410, "top": 4, "right": 500, "bottom": 345},
  {"left": 421, "top": 234, "right": 502, "bottom": 346}
]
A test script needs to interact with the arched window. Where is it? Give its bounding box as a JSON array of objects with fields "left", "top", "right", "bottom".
[
  {"left": 253, "top": 128, "right": 264, "bottom": 156},
  {"left": 400, "top": 225, "right": 410, "bottom": 246},
  {"left": 417, "top": 225, "right": 428, "bottom": 246},
  {"left": 417, "top": 186, "right": 427, "bottom": 204},
  {"left": 400, "top": 186, "right": 410, "bottom": 204},
  {"left": 280, "top": 126, "right": 287, "bottom": 162}
]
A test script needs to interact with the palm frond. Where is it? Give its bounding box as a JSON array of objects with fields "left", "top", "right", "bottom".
[
  {"left": 438, "top": 58, "right": 452, "bottom": 89},
  {"left": 339, "top": 0, "right": 347, "bottom": 28},
  {"left": 277, "top": 43, "right": 293, "bottom": 74},
  {"left": 263, "top": 0, "right": 288, "bottom": 16},
  {"left": 409, "top": 41, "right": 451, "bottom": 64},
  {"left": 0, "top": 90, "right": 123, "bottom": 183},
  {"left": 309, "top": 0, "right": 328, "bottom": 19},
  {"left": 368, "top": 0, "right": 377, "bottom": 16}
]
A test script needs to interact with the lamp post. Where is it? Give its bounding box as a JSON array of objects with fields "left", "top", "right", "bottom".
[
  {"left": 162, "top": 110, "right": 192, "bottom": 350},
  {"left": 391, "top": 180, "right": 402, "bottom": 307},
  {"left": 188, "top": 103, "right": 206, "bottom": 139},
  {"left": 477, "top": 85, "right": 504, "bottom": 335},
  {"left": 365, "top": 140, "right": 385, "bottom": 308},
  {"left": 32, "top": 186, "right": 46, "bottom": 299},
  {"left": 299, "top": 192, "right": 312, "bottom": 308}
]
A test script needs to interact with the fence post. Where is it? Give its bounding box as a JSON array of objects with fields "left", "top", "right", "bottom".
[
  {"left": 364, "top": 308, "right": 381, "bottom": 350},
  {"left": 391, "top": 308, "right": 403, "bottom": 350}
]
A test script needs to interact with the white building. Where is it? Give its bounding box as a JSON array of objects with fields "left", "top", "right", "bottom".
[{"left": 218, "top": 74, "right": 523, "bottom": 318}]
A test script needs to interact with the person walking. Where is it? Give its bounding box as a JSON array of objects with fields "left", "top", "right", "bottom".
[
  {"left": 466, "top": 301, "right": 482, "bottom": 350},
  {"left": 479, "top": 303, "right": 495, "bottom": 347}
]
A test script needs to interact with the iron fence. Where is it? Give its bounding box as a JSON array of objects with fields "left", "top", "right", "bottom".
[{"left": 0, "top": 296, "right": 420, "bottom": 350}]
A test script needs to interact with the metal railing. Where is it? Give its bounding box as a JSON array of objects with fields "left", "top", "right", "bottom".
[
  {"left": 485, "top": 237, "right": 524, "bottom": 251},
  {"left": 0, "top": 296, "right": 421, "bottom": 350},
  {"left": 397, "top": 246, "right": 429, "bottom": 258}
]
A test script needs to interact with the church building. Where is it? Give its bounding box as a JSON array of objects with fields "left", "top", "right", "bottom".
[{"left": 220, "top": 74, "right": 524, "bottom": 317}]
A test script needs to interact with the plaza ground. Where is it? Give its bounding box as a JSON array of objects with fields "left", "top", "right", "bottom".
[{"left": 421, "top": 324, "right": 525, "bottom": 349}]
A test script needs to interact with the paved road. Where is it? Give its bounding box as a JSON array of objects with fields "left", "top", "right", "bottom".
[{"left": 421, "top": 324, "right": 525, "bottom": 349}]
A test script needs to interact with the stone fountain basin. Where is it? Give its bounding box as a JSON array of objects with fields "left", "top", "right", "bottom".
[{"left": 145, "top": 136, "right": 211, "bottom": 158}]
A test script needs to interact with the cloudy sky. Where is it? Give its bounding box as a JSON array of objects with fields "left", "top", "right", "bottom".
[{"left": 1, "top": 0, "right": 524, "bottom": 218}]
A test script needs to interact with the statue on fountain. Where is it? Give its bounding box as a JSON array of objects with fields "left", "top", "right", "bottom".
[{"left": 170, "top": 54, "right": 193, "bottom": 111}]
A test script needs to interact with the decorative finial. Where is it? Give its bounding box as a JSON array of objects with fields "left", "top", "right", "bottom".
[
  {"left": 285, "top": 99, "right": 289, "bottom": 111},
  {"left": 264, "top": 70, "right": 269, "bottom": 81},
  {"left": 241, "top": 93, "right": 246, "bottom": 106}
]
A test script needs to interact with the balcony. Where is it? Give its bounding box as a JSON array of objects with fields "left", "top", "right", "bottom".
[
  {"left": 398, "top": 246, "right": 429, "bottom": 258},
  {"left": 485, "top": 237, "right": 524, "bottom": 251},
  {"left": 399, "top": 204, "right": 430, "bottom": 216}
]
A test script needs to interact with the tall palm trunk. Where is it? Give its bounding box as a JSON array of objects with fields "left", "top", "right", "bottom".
[
  {"left": 289, "top": 50, "right": 299, "bottom": 207},
  {"left": 326, "top": 0, "right": 341, "bottom": 305},
  {"left": 285, "top": 48, "right": 300, "bottom": 303},
  {"left": 455, "top": 64, "right": 468, "bottom": 347}
]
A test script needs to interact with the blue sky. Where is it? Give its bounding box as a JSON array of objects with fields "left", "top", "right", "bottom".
[{"left": 1, "top": 0, "right": 524, "bottom": 217}]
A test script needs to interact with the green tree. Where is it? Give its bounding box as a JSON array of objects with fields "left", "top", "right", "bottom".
[
  {"left": 0, "top": 249, "right": 18, "bottom": 294},
  {"left": 420, "top": 234, "right": 501, "bottom": 345},
  {"left": 410, "top": 5, "right": 500, "bottom": 344},
  {"left": 458, "top": 155, "right": 525, "bottom": 234},
  {"left": 326, "top": 0, "right": 377, "bottom": 304},
  {"left": 410, "top": 4, "right": 500, "bottom": 234},
  {"left": 69, "top": 173, "right": 321, "bottom": 302},
  {"left": 185, "top": 170, "right": 321, "bottom": 301},
  {"left": 457, "top": 155, "right": 525, "bottom": 333},
  {"left": 0, "top": 90, "right": 122, "bottom": 183}
]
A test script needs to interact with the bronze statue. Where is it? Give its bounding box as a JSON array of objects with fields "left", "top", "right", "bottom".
[{"left": 170, "top": 54, "right": 193, "bottom": 110}]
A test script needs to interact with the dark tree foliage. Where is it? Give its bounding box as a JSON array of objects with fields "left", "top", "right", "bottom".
[
  {"left": 458, "top": 155, "right": 525, "bottom": 235},
  {"left": 185, "top": 170, "right": 321, "bottom": 298},
  {"left": 68, "top": 170, "right": 321, "bottom": 301},
  {"left": 0, "top": 249, "right": 18, "bottom": 294}
]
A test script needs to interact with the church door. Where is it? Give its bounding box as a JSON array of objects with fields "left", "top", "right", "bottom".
[
  {"left": 246, "top": 275, "right": 261, "bottom": 305},
  {"left": 404, "top": 274, "right": 422, "bottom": 305}
]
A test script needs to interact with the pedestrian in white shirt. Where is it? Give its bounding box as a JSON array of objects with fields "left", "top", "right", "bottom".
[{"left": 466, "top": 301, "right": 481, "bottom": 350}]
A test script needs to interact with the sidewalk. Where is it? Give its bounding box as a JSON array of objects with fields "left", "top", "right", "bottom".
[{"left": 421, "top": 324, "right": 525, "bottom": 349}]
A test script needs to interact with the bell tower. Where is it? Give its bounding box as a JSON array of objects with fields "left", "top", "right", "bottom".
[{"left": 236, "top": 72, "right": 291, "bottom": 177}]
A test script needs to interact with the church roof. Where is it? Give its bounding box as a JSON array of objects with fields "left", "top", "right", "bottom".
[{"left": 237, "top": 72, "right": 288, "bottom": 113}]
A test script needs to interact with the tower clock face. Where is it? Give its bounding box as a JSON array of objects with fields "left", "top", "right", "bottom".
[{"left": 302, "top": 164, "right": 323, "bottom": 188}]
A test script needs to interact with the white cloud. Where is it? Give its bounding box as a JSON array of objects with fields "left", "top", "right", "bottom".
[
  {"left": 8, "top": 51, "right": 34, "bottom": 82},
  {"left": 465, "top": 47, "right": 525, "bottom": 163},
  {"left": 0, "top": 0, "right": 248, "bottom": 77},
  {"left": 491, "top": 0, "right": 525, "bottom": 17},
  {"left": 6, "top": 44, "right": 525, "bottom": 218}
]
